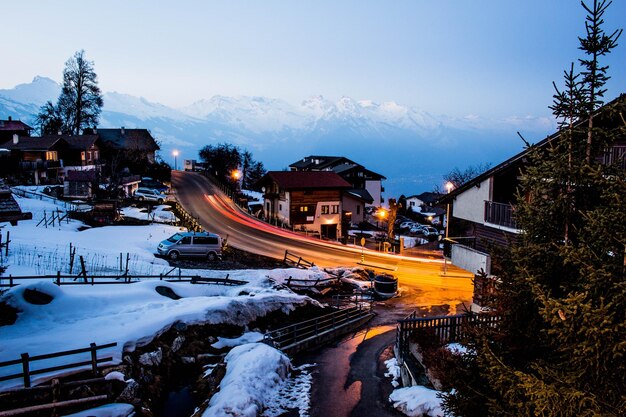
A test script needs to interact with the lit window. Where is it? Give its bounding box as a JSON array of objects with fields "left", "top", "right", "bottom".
[
  {"left": 46, "top": 151, "right": 58, "bottom": 161},
  {"left": 321, "top": 205, "right": 330, "bottom": 214},
  {"left": 81, "top": 151, "right": 86, "bottom": 161},
  {"left": 331, "top": 205, "right": 339, "bottom": 214},
  {"left": 300, "top": 206, "right": 308, "bottom": 212}
]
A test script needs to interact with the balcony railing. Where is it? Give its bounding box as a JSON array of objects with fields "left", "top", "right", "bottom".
[
  {"left": 19, "top": 160, "right": 62, "bottom": 170},
  {"left": 484, "top": 200, "right": 517, "bottom": 229}
]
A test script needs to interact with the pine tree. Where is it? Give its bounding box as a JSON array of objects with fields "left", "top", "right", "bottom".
[{"left": 444, "top": 2, "right": 625, "bottom": 416}]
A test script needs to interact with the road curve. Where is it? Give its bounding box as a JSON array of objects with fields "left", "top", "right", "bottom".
[{"left": 172, "top": 171, "right": 474, "bottom": 307}]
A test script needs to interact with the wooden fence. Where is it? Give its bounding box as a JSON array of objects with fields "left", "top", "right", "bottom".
[
  {"left": 0, "top": 272, "right": 247, "bottom": 288},
  {"left": 396, "top": 312, "right": 501, "bottom": 357},
  {"left": 283, "top": 250, "right": 315, "bottom": 269},
  {"left": 0, "top": 343, "right": 117, "bottom": 388}
]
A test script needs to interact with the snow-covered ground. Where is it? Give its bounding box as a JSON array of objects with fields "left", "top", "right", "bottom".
[
  {"left": 0, "top": 194, "right": 323, "bottom": 417},
  {"left": 385, "top": 357, "right": 446, "bottom": 417}
]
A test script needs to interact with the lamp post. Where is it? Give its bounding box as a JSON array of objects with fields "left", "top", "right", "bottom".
[
  {"left": 443, "top": 181, "right": 454, "bottom": 275},
  {"left": 172, "top": 150, "right": 179, "bottom": 171}
]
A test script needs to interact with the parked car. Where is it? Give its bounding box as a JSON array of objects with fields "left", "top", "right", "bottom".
[
  {"left": 134, "top": 187, "right": 165, "bottom": 204},
  {"left": 157, "top": 231, "right": 222, "bottom": 261},
  {"left": 420, "top": 226, "right": 439, "bottom": 236},
  {"left": 409, "top": 224, "right": 427, "bottom": 234},
  {"left": 140, "top": 177, "right": 169, "bottom": 193}
]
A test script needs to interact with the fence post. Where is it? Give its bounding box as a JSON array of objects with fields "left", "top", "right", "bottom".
[
  {"left": 90, "top": 343, "right": 98, "bottom": 376},
  {"left": 21, "top": 353, "right": 31, "bottom": 388},
  {"left": 5, "top": 230, "right": 9, "bottom": 256},
  {"left": 56, "top": 271, "right": 61, "bottom": 286}
]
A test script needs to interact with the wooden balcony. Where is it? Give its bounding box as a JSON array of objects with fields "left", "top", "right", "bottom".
[{"left": 484, "top": 200, "right": 517, "bottom": 229}]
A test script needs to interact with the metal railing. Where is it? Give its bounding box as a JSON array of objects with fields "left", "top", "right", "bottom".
[
  {"left": 265, "top": 305, "right": 373, "bottom": 352},
  {"left": 484, "top": 200, "right": 517, "bottom": 229}
]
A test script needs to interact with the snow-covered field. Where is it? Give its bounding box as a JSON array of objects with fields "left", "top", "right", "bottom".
[{"left": 0, "top": 194, "right": 327, "bottom": 415}]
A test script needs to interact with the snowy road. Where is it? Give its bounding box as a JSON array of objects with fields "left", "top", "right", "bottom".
[{"left": 173, "top": 171, "right": 474, "bottom": 308}]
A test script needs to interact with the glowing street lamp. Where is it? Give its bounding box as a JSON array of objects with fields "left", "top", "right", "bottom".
[
  {"left": 443, "top": 181, "right": 454, "bottom": 275},
  {"left": 172, "top": 150, "right": 179, "bottom": 171},
  {"left": 231, "top": 170, "right": 241, "bottom": 180}
]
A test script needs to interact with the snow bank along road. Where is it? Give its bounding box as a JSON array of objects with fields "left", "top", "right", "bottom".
[{"left": 173, "top": 171, "right": 473, "bottom": 308}]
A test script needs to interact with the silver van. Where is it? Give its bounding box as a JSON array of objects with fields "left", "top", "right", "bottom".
[{"left": 157, "top": 231, "right": 222, "bottom": 261}]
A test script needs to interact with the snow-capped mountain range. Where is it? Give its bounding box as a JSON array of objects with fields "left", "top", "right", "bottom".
[{"left": 0, "top": 76, "right": 555, "bottom": 196}]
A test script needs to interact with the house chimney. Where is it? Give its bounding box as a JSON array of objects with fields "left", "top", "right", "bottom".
[
  {"left": 12, "top": 134, "right": 18, "bottom": 144},
  {"left": 121, "top": 126, "right": 125, "bottom": 135},
  {"left": 8, "top": 116, "right": 12, "bottom": 121}
]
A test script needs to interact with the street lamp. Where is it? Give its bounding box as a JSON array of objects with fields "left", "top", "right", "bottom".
[
  {"left": 443, "top": 181, "right": 454, "bottom": 275},
  {"left": 173, "top": 150, "right": 179, "bottom": 171}
]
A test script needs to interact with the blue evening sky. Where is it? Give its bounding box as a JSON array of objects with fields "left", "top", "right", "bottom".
[{"left": 2, "top": 0, "right": 625, "bottom": 118}]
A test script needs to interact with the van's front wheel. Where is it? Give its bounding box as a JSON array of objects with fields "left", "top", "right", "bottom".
[
  {"left": 168, "top": 251, "right": 180, "bottom": 260},
  {"left": 207, "top": 252, "right": 218, "bottom": 262}
]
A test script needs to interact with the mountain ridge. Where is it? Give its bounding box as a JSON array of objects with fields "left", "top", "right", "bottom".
[{"left": 0, "top": 76, "right": 555, "bottom": 197}]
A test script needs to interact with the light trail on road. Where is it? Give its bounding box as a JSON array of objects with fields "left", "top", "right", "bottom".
[{"left": 172, "top": 171, "right": 474, "bottom": 308}]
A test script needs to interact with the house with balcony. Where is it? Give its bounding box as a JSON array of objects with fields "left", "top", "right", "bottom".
[
  {"left": 256, "top": 171, "right": 355, "bottom": 239},
  {"left": 440, "top": 94, "right": 626, "bottom": 302},
  {"left": 289, "top": 155, "right": 385, "bottom": 207},
  {"left": 0, "top": 134, "right": 68, "bottom": 184}
]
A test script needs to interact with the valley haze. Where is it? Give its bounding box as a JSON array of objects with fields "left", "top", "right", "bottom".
[{"left": 0, "top": 76, "right": 557, "bottom": 198}]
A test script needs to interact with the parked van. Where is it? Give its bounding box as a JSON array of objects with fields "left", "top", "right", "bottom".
[
  {"left": 134, "top": 187, "right": 165, "bottom": 204},
  {"left": 157, "top": 231, "right": 222, "bottom": 261}
]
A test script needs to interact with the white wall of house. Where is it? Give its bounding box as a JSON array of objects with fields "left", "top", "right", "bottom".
[
  {"left": 365, "top": 179, "right": 383, "bottom": 206},
  {"left": 406, "top": 196, "right": 424, "bottom": 211},
  {"left": 342, "top": 195, "right": 365, "bottom": 225},
  {"left": 278, "top": 192, "right": 290, "bottom": 224},
  {"left": 451, "top": 244, "right": 491, "bottom": 275},
  {"left": 313, "top": 200, "right": 342, "bottom": 236},
  {"left": 452, "top": 178, "right": 491, "bottom": 224}
]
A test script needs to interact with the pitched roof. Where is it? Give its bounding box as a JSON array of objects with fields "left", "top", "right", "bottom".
[
  {"left": 96, "top": 128, "right": 160, "bottom": 151},
  {"left": 345, "top": 188, "right": 374, "bottom": 203},
  {"left": 289, "top": 155, "right": 353, "bottom": 170},
  {"left": 262, "top": 171, "right": 352, "bottom": 190},
  {"left": 0, "top": 119, "right": 33, "bottom": 131},
  {"left": 36, "top": 134, "right": 100, "bottom": 150},
  {"left": 330, "top": 163, "right": 386, "bottom": 180},
  {"left": 0, "top": 136, "right": 65, "bottom": 151},
  {"left": 407, "top": 192, "right": 442, "bottom": 204},
  {"left": 438, "top": 93, "right": 626, "bottom": 204}
]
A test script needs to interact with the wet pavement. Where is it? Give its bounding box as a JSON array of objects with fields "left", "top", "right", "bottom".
[{"left": 295, "top": 292, "right": 469, "bottom": 417}]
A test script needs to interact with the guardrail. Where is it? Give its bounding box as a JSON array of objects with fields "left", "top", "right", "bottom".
[
  {"left": 264, "top": 305, "right": 373, "bottom": 353},
  {"left": 0, "top": 343, "right": 117, "bottom": 388}
]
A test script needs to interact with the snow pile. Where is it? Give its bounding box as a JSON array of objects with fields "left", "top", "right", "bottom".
[
  {"left": 266, "top": 266, "right": 334, "bottom": 288},
  {"left": 211, "top": 331, "right": 265, "bottom": 349},
  {"left": 202, "top": 343, "right": 291, "bottom": 417},
  {"left": 0, "top": 280, "right": 310, "bottom": 389},
  {"left": 445, "top": 343, "right": 468, "bottom": 355},
  {"left": 389, "top": 385, "right": 445, "bottom": 417},
  {"left": 384, "top": 357, "right": 401, "bottom": 387},
  {"left": 121, "top": 205, "right": 178, "bottom": 224},
  {"left": 263, "top": 364, "right": 313, "bottom": 417}
]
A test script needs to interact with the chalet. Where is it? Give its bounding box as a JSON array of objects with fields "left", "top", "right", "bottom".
[
  {"left": 256, "top": 171, "right": 355, "bottom": 239},
  {"left": 0, "top": 134, "right": 67, "bottom": 184},
  {"left": 289, "top": 155, "right": 386, "bottom": 206},
  {"left": 440, "top": 94, "right": 626, "bottom": 291},
  {"left": 95, "top": 127, "right": 160, "bottom": 163},
  {"left": 0, "top": 117, "right": 32, "bottom": 142}
]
